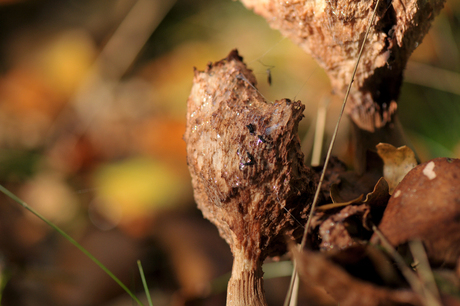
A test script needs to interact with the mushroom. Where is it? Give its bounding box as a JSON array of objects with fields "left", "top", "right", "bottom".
[
  {"left": 372, "top": 157, "right": 460, "bottom": 266},
  {"left": 239, "top": 0, "right": 445, "bottom": 172},
  {"left": 184, "top": 50, "right": 317, "bottom": 305}
]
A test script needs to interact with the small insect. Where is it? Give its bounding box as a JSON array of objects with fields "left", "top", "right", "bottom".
[
  {"left": 266, "top": 68, "right": 272, "bottom": 86},
  {"left": 257, "top": 60, "right": 275, "bottom": 86},
  {"left": 243, "top": 152, "right": 255, "bottom": 166},
  {"left": 246, "top": 124, "right": 255, "bottom": 134}
]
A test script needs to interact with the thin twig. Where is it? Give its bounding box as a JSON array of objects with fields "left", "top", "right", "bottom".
[
  {"left": 283, "top": 250, "right": 299, "bottom": 306},
  {"left": 311, "top": 97, "right": 330, "bottom": 166},
  {"left": 284, "top": 0, "right": 382, "bottom": 304},
  {"left": 409, "top": 240, "right": 442, "bottom": 305},
  {"left": 372, "top": 224, "right": 441, "bottom": 306},
  {"left": 300, "top": 0, "right": 381, "bottom": 248}
]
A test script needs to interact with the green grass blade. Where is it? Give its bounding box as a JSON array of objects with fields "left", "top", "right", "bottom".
[
  {"left": 0, "top": 184, "right": 144, "bottom": 306},
  {"left": 137, "top": 260, "right": 153, "bottom": 306}
]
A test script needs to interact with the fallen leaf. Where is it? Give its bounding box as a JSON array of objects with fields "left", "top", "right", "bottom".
[
  {"left": 292, "top": 247, "right": 421, "bottom": 306},
  {"left": 376, "top": 143, "right": 417, "bottom": 194},
  {"left": 317, "top": 203, "right": 371, "bottom": 251},
  {"left": 312, "top": 178, "right": 390, "bottom": 251},
  {"left": 327, "top": 152, "right": 382, "bottom": 203}
]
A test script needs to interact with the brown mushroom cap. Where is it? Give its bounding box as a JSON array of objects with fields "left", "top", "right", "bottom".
[
  {"left": 374, "top": 157, "right": 460, "bottom": 266},
  {"left": 184, "top": 50, "right": 316, "bottom": 262},
  {"left": 240, "top": 0, "right": 445, "bottom": 132}
]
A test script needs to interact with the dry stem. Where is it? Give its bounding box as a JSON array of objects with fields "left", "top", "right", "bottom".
[{"left": 227, "top": 248, "right": 267, "bottom": 306}]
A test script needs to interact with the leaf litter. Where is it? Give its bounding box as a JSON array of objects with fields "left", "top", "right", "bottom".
[{"left": 297, "top": 145, "right": 460, "bottom": 305}]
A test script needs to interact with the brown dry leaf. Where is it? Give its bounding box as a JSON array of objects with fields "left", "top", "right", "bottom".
[
  {"left": 313, "top": 178, "right": 390, "bottom": 251},
  {"left": 312, "top": 156, "right": 348, "bottom": 203},
  {"left": 363, "top": 177, "right": 390, "bottom": 206},
  {"left": 317, "top": 204, "right": 371, "bottom": 251},
  {"left": 376, "top": 143, "right": 417, "bottom": 194},
  {"left": 320, "top": 176, "right": 389, "bottom": 212},
  {"left": 292, "top": 247, "right": 421, "bottom": 306},
  {"left": 361, "top": 177, "right": 391, "bottom": 229},
  {"left": 327, "top": 152, "right": 383, "bottom": 203},
  {"left": 326, "top": 171, "right": 379, "bottom": 204}
]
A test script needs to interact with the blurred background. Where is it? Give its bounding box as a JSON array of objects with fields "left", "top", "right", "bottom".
[{"left": 0, "top": 0, "right": 458, "bottom": 305}]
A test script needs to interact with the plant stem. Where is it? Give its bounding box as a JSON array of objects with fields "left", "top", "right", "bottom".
[{"left": 227, "top": 248, "right": 267, "bottom": 306}]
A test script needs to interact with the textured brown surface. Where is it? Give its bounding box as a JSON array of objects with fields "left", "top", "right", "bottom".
[
  {"left": 240, "top": 0, "right": 445, "bottom": 132},
  {"left": 293, "top": 247, "right": 421, "bottom": 306},
  {"left": 184, "top": 50, "right": 317, "bottom": 305},
  {"left": 184, "top": 50, "right": 316, "bottom": 260},
  {"left": 374, "top": 157, "right": 460, "bottom": 266},
  {"left": 312, "top": 177, "right": 390, "bottom": 251}
]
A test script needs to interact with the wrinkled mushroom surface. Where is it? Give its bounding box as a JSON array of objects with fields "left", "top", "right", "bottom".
[
  {"left": 184, "top": 50, "right": 316, "bottom": 305},
  {"left": 240, "top": 0, "right": 445, "bottom": 173},
  {"left": 185, "top": 50, "right": 316, "bottom": 259},
  {"left": 240, "top": 0, "right": 445, "bottom": 132}
]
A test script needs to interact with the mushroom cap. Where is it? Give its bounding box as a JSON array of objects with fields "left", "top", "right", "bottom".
[
  {"left": 240, "top": 0, "right": 445, "bottom": 132},
  {"left": 375, "top": 157, "right": 460, "bottom": 265},
  {"left": 184, "top": 50, "right": 316, "bottom": 261}
]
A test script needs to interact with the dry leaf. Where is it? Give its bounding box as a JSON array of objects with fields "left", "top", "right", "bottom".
[
  {"left": 292, "top": 247, "right": 421, "bottom": 306},
  {"left": 313, "top": 178, "right": 390, "bottom": 251},
  {"left": 376, "top": 143, "right": 417, "bottom": 194},
  {"left": 311, "top": 156, "right": 348, "bottom": 203},
  {"left": 326, "top": 151, "right": 383, "bottom": 203}
]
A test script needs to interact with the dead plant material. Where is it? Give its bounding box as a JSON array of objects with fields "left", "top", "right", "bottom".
[
  {"left": 376, "top": 143, "right": 417, "bottom": 194},
  {"left": 372, "top": 157, "right": 460, "bottom": 266},
  {"left": 184, "top": 50, "right": 317, "bottom": 306},
  {"left": 311, "top": 178, "right": 389, "bottom": 251},
  {"left": 292, "top": 246, "right": 421, "bottom": 306}
]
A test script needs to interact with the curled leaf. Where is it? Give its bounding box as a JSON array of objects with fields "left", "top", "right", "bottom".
[{"left": 313, "top": 178, "right": 390, "bottom": 251}]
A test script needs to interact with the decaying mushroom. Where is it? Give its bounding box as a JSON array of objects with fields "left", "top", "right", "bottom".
[
  {"left": 184, "top": 50, "right": 317, "bottom": 305},
  {"left": 240, "top": 0, "right": 445, "bottom": 172},
  {"left": 372, "top": 157, "right": 460, "bottom": 266}
]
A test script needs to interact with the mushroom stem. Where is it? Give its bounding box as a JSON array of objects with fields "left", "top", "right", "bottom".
[
  {"left": 227, "top": 248, "right": 267, "bottom": 306},
  {"left": 185, "top": 50, "right": 316, "bottom": 305}
]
